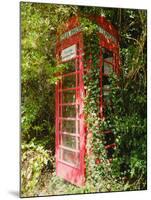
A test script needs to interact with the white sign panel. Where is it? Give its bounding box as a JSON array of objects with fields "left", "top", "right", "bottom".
[
  {"left": 60, "top": 26, "right": 82, "bottom": 41},
  {"left": 98, "top": 26, "right": 117, "bottom": 43},
  {"left": 61, "top": 44, "right": 76, "bottom": 62}
]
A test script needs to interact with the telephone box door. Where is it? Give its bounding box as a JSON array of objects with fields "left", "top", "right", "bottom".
[{"left": 55, "top": 36, "right": 85, "bottom": 186}]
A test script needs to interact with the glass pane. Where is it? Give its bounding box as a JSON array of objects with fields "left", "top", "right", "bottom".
[
  {"left": 62, "top": 105, "right": 76, "bottom": 118},
  {"left": 78, "top": 138, "right": 80, "bottom": 150},
  {"left": 103, "top": 62, "right": 113, "bottom": 75},
  {"left": 62, "top": 75, "right": 76, "bottom": 89},
  {"left": 77, "top": 73, "right": 80, "bottom": 86},
  {"left": 62, "top": 120, "right": 76, "bottom": 133},
  {"left": 62, "top": 90, "right": 76, "bottom": 103},
  {"left": 59, "top": 148, "right": 62, "bottom": 159},
  {"left": 59, "top": 105, "right": 61, "bottom": 118},
  {"left": 62, "top": 134, "right": 76, "bottom": 149},
  {"left": 59, "top": 92, "right": 61, "bottom": 104},
  {"left": 77, "top": 105, "right": 80, "bottom": 117},
  {"left": 104, "top": 133, "right": 115, "bottom": 145},
  {"left": 103, "top": 94, "right": 110, "bottom": 106},
  {"left": 104, "top": 57, "right": 113, "bottom": 63},
  {"left": 63, "top": 60, "right": 75, "bottom": 74},
  {"left": 59, "top": 120, "right": 61, "bottom": 131},
  {"left": 103, "top": 85, "right": 111, "bottom": 105},
  {"left": 102, "top": 48, "right": 113, "bottom": 59},
  {"left": 107, "top": 148, "right": 115, "bottom": 159},
  {"left": 78, "top": 120, "right": 80, "bottom": 134},
  {"left": 103, "top": 85, "right": 110, "bottom": 96},
  {"left": 62, "top": 149, "right": 80, "bottom": 166},
  {"left": 102, "top": 47, "right": 113, "bottom": 75},
  {"left": 58, "top": 80, "right": 61, "bottom": 88},
  {"left": 102, "top": 76, "right": 109, "bottom": 85},
  {"left": 103, "top": 89, "right": 110, "bottom": 96},
  {"left": 59, "top": 133, "right": 61, "bottom": 145}
]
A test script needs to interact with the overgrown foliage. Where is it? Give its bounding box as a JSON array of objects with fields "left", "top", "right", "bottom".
[
  {"left": 21, "top": 2, "right": 147, "bottom": 196},
  {"left": 21, "top": 140, "right": 50, "bottom": 197}
]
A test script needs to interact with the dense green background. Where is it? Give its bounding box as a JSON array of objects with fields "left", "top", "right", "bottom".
[{"left": 21, "top": 2, "right": 147, "bottom": 197}]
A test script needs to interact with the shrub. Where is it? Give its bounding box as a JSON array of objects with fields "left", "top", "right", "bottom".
[{"left": 21, "top": 140, "right": 50, "bottom": 197}]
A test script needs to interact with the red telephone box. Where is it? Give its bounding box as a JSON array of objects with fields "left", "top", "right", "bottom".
[{"left": 55, "top": 16, "right": 120, "bottom": 186}]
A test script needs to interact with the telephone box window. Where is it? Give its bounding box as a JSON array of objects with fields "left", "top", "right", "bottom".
[
  {"left": 62, "top": 90, "right": 76, "bottom": 103},
  {"left": 63, "top": 60, "right": 76, "bottom": 74},
  {"left": 61, "top": 134, "right": 77, "bottom": 149},
  {"left": 62, "top": 75, "right": 76, "bottom": 89},
  {"left": 62, "top": 105, "right": 76, "bottom": 118},
  {"left": 62, "top": 120, "right": 76, "bottom": 133},
  {"left": 62, "top": 149, "right": 80, "bottom": 167}
]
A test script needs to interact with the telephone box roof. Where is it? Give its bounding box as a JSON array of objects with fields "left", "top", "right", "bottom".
[{"left": 57, "top": 15, "right": 119, "bottom": 42}]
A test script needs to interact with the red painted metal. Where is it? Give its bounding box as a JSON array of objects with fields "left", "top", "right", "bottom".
[
  {"left": 97, "top": 17, "right": 120, "bottom": 159},
  {"left": 56, "top": 16, "right": 85, "bottom": 187},
  {"left": 55, "top": 16, "right": 120, "bottom": 186}
]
